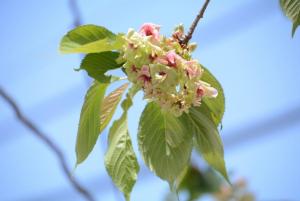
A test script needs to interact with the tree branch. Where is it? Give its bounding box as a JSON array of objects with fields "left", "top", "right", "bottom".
[
  {"left": 0, "top": 87, "right": 95, "bottom": 201},
  {"left": 182, "top": 0, "right": 211, "bottom": 45}
]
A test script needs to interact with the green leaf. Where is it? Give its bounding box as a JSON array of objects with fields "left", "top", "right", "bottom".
[
  {"left": 187, "top": 65, "right": 228, "bottom": 182},
  {"left": 80, "top": 51, "right": 123, "bottom": 83},
  {"left": 60, "top": 25, "right": 124, "bottom": 53},
  {"left": 100, "top": 83, "right": 129, "bottom": 132},
  {"left": 292, "top": 13, "right": 300, "bottom": 37},
  {"left": 76, "top": 82, "right": 128, "bottom": 165},
  {"left": 280, "top": 0, "right": 300, "bottom": 37},
  {"left": 200, "top": 66, "right": 225, "bottom": 127},
  {"left": 105, "top": 84, "right": 139, "bottom": 201},
  {"left": 138, "top": 102, "right": 193, "bottom": 185},
  {"left": 121, "top": 84, "right": 140, "bottom": 111},
  {"left": 178, "top": 166, "right": 223, "bottom": 201},
  {"left": 187, "top": 107, "right": 229, "bottom": 182},
  {"left": 76, "top": 81, "right": 108, "bottom": 164},
  {"left": 105, "top": 113, "right": 139, "bottom": 201}
]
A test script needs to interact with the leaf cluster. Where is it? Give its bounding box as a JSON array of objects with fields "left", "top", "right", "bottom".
[{"left": 60, "top": 25, "right": 228, "bottom": 200}]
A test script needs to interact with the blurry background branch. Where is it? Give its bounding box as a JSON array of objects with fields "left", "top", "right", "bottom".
[
  {"left": 0, "top": 87, "right": 95, "bottom": 201},
  {"left": 69, "top": 0, "right": 82, "bottom": 27}
]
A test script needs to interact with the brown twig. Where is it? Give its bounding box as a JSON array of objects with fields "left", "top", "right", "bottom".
[
  {"left": 182, "top": 0, "right": 211, "bottom": 45},
  {"left": 0, "top": 87, "right": 95, "bottom": 201}
]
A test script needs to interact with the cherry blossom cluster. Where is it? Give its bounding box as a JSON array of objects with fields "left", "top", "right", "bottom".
[{"left": 120, "top": 23, "right": 218, "bottom": 116}]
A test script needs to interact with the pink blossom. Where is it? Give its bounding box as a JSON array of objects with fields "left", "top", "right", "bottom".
[
  {"left": 154, "top": 57, "right": 168, "bottom": 65},
  {"left": 165, "top": 51, "right": 178, "bottom": 67},
  {"left": 139, "top": 23, "right": 160, "bottom": 40},
  {"left": 185, "top": 61, "right": 200, "bottom": 79},
  {"left": 196, "top": 86, "right": 205, "bottom": 97},
  {"left": 155, "top": 51, "right": 180, "bottom": 68},
  {"left": 139, "top": 75, "right": 151, "bottom": 85},
  {"left": 140, "top": 65, "right": 151, "bottom": 77},
  {"left": 196, "top": 81, "right": 218, "bottom": 98},
  {"left": 138, "top": 65, "right": 151, "bottom": 85}
]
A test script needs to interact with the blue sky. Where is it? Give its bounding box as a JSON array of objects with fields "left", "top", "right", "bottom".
[{"left": 0, "top": 0, "right": 300, "bottom": 200}]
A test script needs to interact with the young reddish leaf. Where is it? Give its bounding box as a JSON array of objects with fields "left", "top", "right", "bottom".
[{"left": 100, "top": 83, "right": 129, "bottom": 132}]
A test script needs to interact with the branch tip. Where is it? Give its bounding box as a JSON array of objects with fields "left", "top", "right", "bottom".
[{"left": 182, "top": 0, "right": 211, "bottom": 45}]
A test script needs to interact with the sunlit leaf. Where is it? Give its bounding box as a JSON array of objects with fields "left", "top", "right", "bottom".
[
  {"left": 138, "top": 102, "right": 193, "bottom": 185},
  {"left": 76, "top": 81, "right": 108, "bottom": 164},
  {"left": 187, "top": 107, "right": 229, "bottom": 182},
  {"left": 105, "top": 113, "right": 139, "bottom": 201},
  {"left": 60, "top": 25, "right": 124, "bottom": 53},
  {"left": 105, "top": 84, "right": 139, "bottom": 201}
]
